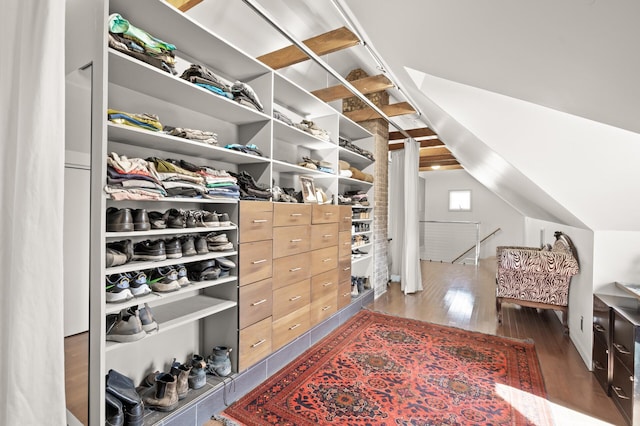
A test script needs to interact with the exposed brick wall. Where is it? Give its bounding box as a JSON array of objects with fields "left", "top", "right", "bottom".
[{"left": 343, "top": 69, "right": 389, "bottom": 297}]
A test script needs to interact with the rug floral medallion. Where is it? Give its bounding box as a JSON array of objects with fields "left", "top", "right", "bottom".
[{"left": 225, "top": 310, "right": 552, "bottom": 425}]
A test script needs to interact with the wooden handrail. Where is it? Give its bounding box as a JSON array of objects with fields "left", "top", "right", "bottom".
[{"left": 451, "top": 228, "right": 501, "bottom": 264}]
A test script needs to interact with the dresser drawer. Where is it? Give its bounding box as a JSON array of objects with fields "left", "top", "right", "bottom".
[
  {"left": 339, "top": 231, "right": 352, "bottom": 258},
  {"left": 338, "top": 281, "right": 352, "bottom": 310},
  {"left": 239, "top": 201, "right": 273, "bottom": 243},
  {"left": 311, "top": 269, "right": 338, "bottom": 300},
  {"left": 239, "top": 240, "right": 273, "bottom": 286},
  {"left": 273, "top": 251, "right": 312, "bottom": 290},
  {"left": 273, "top": 279, "right": 310, "bottom": 321},
  {"left": 273, "top": 225, "right": 311, "bottom": 258},
  {"left": 338, "top": 256, "right": 352, "bottom": 283},
  {"left": 592, "top": 335, "right": 610, "bottom": 394},
  {"left": 310, "top": 223, "right": 339, "bottom": 250},
  {"left": 310, "top": 246, "right": 338, "bottom": 276},
  {"left": 612, "top": 311, "right": 635, "bottom": 373},
  {"left": 310, "top": 292, "right": 337, "bottom": 327},
  {"left": 273, "top": 203, "right": 311, "bottom": 227},
  {"left": 593, "top": 295, "right": 611, "bottom": 343},
  {"left": 272, "top": 306, "right": 310, "bottom": 351},
  {"left": 339, "top": 205, "right": 352, "bottom": 232},
  {"left": 311, "top": 204, "right": 338, "bottom": 224},
  {"left": 239, "top": 278, "right": 273, "bottom": 329},
  {"left": 239, "top": 316, "right": 272, "bottom": 371},
  {"left": 612, "top": 358, "right": 633, "bottom": 424}
]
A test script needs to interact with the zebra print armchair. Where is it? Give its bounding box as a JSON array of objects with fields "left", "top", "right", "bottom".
[{"left": 496, "top": 232, "right": 579, "bottom": 334}]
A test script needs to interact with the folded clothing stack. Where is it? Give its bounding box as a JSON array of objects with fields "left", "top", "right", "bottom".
[
  {"left": 164, "top": 125, "right": 218, "bottom": 145},
  {"left": 108, "top": 108, "right": 163, "bottom": 132},
  {"left": 180, "top": 64, "right": 233, "bottom": 99},
  {"left": 294, "top": 120, "right": 330, "bottom": 141},
  {"left": 339, "top": 136, "right": 375, "bottom": 161}
]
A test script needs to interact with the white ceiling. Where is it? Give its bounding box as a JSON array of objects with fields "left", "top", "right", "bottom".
[{"left": 187, "top": 0, "right": 640, "bottom": 231}]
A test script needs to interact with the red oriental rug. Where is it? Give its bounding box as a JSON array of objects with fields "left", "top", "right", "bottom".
[{"left": 224, "top": 310, "right": 552, "bottom": 425}]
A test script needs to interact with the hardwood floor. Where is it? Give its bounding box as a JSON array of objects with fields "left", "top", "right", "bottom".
[
  {"left": 65, "top": 258, "right": 625, "bottom": 425},
  {"left": 371, "top": 259, "right": 625, "bottom": 426}
]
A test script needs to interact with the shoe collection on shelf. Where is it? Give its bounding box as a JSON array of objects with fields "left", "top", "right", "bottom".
[{"left": 86, "top": 0, "right": 376, "bottom": 423}]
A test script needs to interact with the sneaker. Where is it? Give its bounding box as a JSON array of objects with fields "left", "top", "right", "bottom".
[
  {"left": 217, "top": 213, "right": 231, "bottom": 227},
  {"left": 131, "top": 208, "right": 151, "bottom": 232},
  {"left": 106, "top": 274, "right": 134, "bottom": 303},
  {"left": 206, "top": 233, "right": 233, "bottom": 251},
  {"left": 106, "top": 310, "right": 146, "bottom": 342},
  {"left": 106, "top": 207, "right": 134, "bottom": 232},
  {"left": 107, "top": 239, "right": 133, "bottom": 263},
  {"left": 188, "top": 260, "right": 220, "bottom": 282},
  {"left": 183, "top": 210, "right": 197, "bottom": 228},
  {"left": 147, "top": 266, "right": 180, "bottom": 292},
  {"left": 180, "top": 235, "right": 197, "bottom": 257},
  {"left": 135, "top": 303, "right": 158, "bottom": 333},
  {"left": 216, "top": 257, "right": 235, "bottom": 278},
  {"left": 133, "top": 240, "right": 166, "bottom": 262},
  {"left": 175, "top": 264, "right": 190, "bottom": 286},
  {"left": 126, "top": 271, "right": 151, "bottom": 297},
  {"left": 148, "top": 211, "right": 167, "bottom": 229},
  {"left": 195, "top": 236, "right": 209, "bottom": 255},
  {"left": 208, "top": 241, "right": 233, "bottom": 252},
  {"left": 162, "top": 209, "right": 185, "bottom": 229},
  {"left": 164, "top": 237, "right": 183, "bottom": 259},
  {"left": 200, "top": 211, "right": 219, "bottom": 227},
  {"left": 106, "top": 247, "right": 127, "bottom": 268}
]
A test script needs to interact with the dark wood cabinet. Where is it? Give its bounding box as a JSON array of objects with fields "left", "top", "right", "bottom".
[{"left": 593, "top": 293, "right": 640, "bottom": 425}]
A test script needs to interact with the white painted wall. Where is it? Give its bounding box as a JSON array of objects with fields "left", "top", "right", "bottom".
[
  {"left": 525, "top": 218, "right": 594, "bottom": 368},
  {"left": 421, "top": 169, "right": 524, "bottom": 259}
]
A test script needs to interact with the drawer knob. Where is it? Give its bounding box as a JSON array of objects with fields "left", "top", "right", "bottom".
[
  {"left": 322, "top": 305, "right": 332, "bottom": 311},
  {"left": 251, "top": 299, "right": 267, "bottom": 306},
  {"left": 252, "top": 219, "right": 268, "bottom": 223},
  {"left": 290, "top": 238, "right": 302, "bottom": 243},
  {"left": 593, "top": 324, "right": 606, "bottom": 333},
  {"left": 322, "top": 282, "right": 333, "bottom": 287},
  {"left": 251, "top": 339, "right": 266, "bottom": 348},
  {"left": 322, "top": 258, "right": 332, "bottom": 262},
  {"left": 289, "top": 267, "right": 302, "bottom": 272},
  {"left": 343, "top": 216, "right": 351, "bottom": 220},
  {"left": 289, "top": 323, "right": 301, "bottom": 330},
  {"left": 613, "top": 342, "right": 631, "bottom": 355},
  {"left": 612, "top": 386, "right": 630, "bottom": 400},
  {"left": 290, "top": 213, "right": 302, "bottom": 217},
  {"left": 343, "top": 267, "right": 351, "bottom": 271},
  {"left": 324, "top": 212, "right": 333, "bottom": 216},
  {"left": 343, "top": 292, "right": 351, "bottom": 297},
  {"left": 323, "top": 234, "right": 333, "bottom": 238},
  {"left": 252, "top": 259, "right": 267, "bottom": 265},
  {"left": 290, "top": 295, "right": 302, "bottom": 301}
]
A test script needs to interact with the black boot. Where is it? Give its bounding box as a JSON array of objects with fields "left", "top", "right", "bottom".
[
  {"left": 105, "top": 369, "right": 144, "bottom": 426},
  {"left": 105, "top": 392, "right": 124, "bottom": 426}
]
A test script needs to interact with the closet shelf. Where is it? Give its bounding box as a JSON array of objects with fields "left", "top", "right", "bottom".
[
  {"left": 105, "top": 295, "right": 237, "bottom": 353},
  {"left": 352, "top": 230, "right": 372, "bottom": 236},
  {"left": 106, "top": 251, "right": 238, "bottom": 275},
  {"left": 338, "top": 176, "right": 373, "bottom": 187},
  {"left": 352, "top": 254, "right": 373, "bottom": 264},
  {"left": 108, "top": 123, "right": 271, "bottom": 165},
  {"left": 338, "top": 146, "right": 375, "bottom": 170},
  {"left": 105, "top": 275, "right": 238, "bottom": 315},
  {"left": 108, "top": 49, "right": 270, "bottom": 126},
  {"left": 106, "top": 225, "right": 237, "bottom": 239},
  {"left": 106, "top": 196, "right": 239, "bottom": 205},
  {"left": 271, "top": 159, "right": 335, "bottom": 178},
  {"left": 273, "top": 120, "right": 336, "bottom": 151}
]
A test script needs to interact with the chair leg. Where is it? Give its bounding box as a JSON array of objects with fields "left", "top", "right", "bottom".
[
  {"left": 496, "top": 297, "right": 503, "bottom": 324},
  {"left": 562, "top": 307, "right": 569, "bottom": 335}
]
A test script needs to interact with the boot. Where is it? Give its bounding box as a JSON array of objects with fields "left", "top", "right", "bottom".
[
  {"left": 105, "top": 369, "right": 144, "bottom": 426},
  {"left": 170, "top": 359, "right": 192, "bottom": 400},
  {"left": 188, "top": 355, "right": 207, "bottom": 390},
  {"left": 207, "top": 346, "right": 232, "bottom": 377},
  {"left": 105, "top": 392, "right": 124, "bottom": 426},
  {"left": 143, "top": 372, "right": 179, "bottom": 412}
]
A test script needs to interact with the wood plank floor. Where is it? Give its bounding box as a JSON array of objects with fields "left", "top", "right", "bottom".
[
  {"left": 66, "top": 258, "right": 626, "bottom": 425},
  {"left": 372, "top": 259, "right": 625, "bottom": 426}
]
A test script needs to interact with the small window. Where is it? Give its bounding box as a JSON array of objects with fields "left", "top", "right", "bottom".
[{"left": 449, "top": 190, "right": 471, "bottom": 212}]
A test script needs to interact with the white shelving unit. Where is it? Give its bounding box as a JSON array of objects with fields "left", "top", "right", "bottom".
[{"left": 85, "top": 0, "right": 376, "bottom": 424}]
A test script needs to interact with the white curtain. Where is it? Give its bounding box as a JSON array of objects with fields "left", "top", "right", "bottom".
[
  {"left": 1, "top": 1, "right": 67, "bottom": 425},
  {"left": 388, "top": 140, "right": 423, "bottom": 294}
]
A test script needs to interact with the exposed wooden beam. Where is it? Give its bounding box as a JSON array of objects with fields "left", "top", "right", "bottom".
[
  {"left": 419, "top": 146, "right": 452, "bottom": 157},
  {"left": 420, "top": 156, "right": 457, "bottom": 166},
  {"left": 345, "top": 102, "right": 415, "bottom": 122},
  {"left": 389, "top": 127, "right": 437, "bottom": 140},
  {"left": 257, "top": 27, "right": 359, "bottom": 70},
  {"left": 311, "top": 74, "right": 393, "bottom": 102},
  {"left": 166, "top": 0, "right": 202, "bottom": 12},
  {"left": 420, "top": 164, "right": 463, "bottom": 172},
  {"left": 388, "top": 139, "right": 444, "bottom": 151}
]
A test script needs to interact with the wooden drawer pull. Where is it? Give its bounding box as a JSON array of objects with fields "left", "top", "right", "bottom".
[
  {"left": 593, "top": 360, "right": 605, "bottom": 370},
  {"left": 613, "top": 342, "right": 631, "bottom": 355},
  {"left": 322, "top": 282, "right": 333, "bottom": 287},
  {"left": 322, "top": 305, "right": 332, "bottom": 311},
  {"left": 252, "top": 219, "right": 268, "bottom": 223},
  {"left": 289, "top": 323, "right": 301, "bottom": 330},
  {"left": 290, "top": 295, "right": 302, "bottom": 301},
  {"left": 252, "top": 259, "right": 267, "bottom": 265},
  {"left": 343, "top": 216, "right": 351, "bottom": 220},
  {"left": 251, "top": 339, "right": 266, "bottom": 348},
  {"left": 322, "top": 234, "right": 333, "bottom": 238},
  {"left": 290, "top": 213, "right": 302, "bottom": 217},
  {"left": 289, "top": 267, "right": 302, "bottom": 272},
  {"left": 324, "top": 212, "right": 333, "bottom": 216},
  {"left": 343, "top": 292, "right": 351, "bottom": 297},
  {"left": 593, "top": 324, "right": 606, "bottom": 333},
  {"left": 290, "top": 238, "right": 302, "bottom": 243},
  {"left": 612, "top": 386, "right": 630, "bottom": 400},
  {"left": 322, "top": 258, "right": 332, "bottom": 262},
  {"left": 343, "top": 267, "right": 351, "bottom": 271},
  {"left": 251, "top": 299, "right": 267, "bottom": 306}
]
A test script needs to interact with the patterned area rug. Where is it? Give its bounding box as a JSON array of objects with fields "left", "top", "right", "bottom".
[{"left": 224, "top": 310, "right": 552, "bottom": 425}]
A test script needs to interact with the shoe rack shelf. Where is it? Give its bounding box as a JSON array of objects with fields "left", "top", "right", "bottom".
[
  {"left": 105, "top": 251, "right": 238, "bottom": 275},
  {"left": 105, "top": 275, "right": 238, "bottom": 316},
  {"left": 106, "top": 224, "right": 237, "bottom": 239},
  {"left": 106, "top": 295, "right": 237, "bottom": 353},
  {"left": 352, "top": 231, "right": 372, "bottom": 237}
]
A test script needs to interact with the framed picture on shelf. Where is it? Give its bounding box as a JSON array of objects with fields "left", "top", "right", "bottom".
[{"left": 300, "top": 175, "right": 317, "bottom": 203}]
